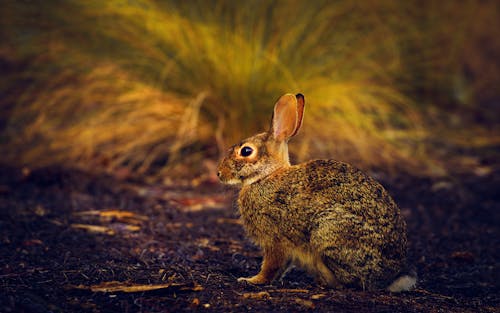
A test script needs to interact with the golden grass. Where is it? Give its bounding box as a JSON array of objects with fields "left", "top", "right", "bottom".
[
  {"left": 3, "top": 61, "right": 212, "bottom": 174},
  {"left": 1, "top": 0, "right": 498, "bottom": 178}
]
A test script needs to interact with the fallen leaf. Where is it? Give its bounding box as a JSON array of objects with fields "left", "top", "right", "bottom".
[
  {"left": 74, "top": 210, "right": 148, "bottom": 224},
  {"left": 100, "top": 210, "right": 148, "bottom": 221},
  {"left": 125, "top": 224, "right": 141, "bottom": 232},
  {"left": 34, "top": 205, "right": 47, "bottom": 216},
  {"left": 295, "top": 298, "right": 315, "bottom": 309},
  {"left": 184, "top": 285, "right": 204, "bottom": 291},
  {"left": 166, "top": 222, "right": 194, "bottom": 229},
  {"left": 311, "top": 293, "right": 327, "bottom": 300},
  {"left": 73, "top": 281, "right": 186, "bottom": 293},
  {"left": 242, "top": 291, "right": 271, "bottom": 299},
  {"left": 71, "top": 224, "right": 115, "bottom": 235},
  {"left": 49, "top": 219, "right": 64, "bottom": 226},
  {"left": 110, "top": 223, "right": 141, "bottom": 232},
  {"left": 73, "top": 210, "right": 101, "bottom": 216},
  {"left": 451, "top": 251, "right": 475, "bottom": 263},
  {"left": 190, "top": 298, "right": 200, "bottom": 308},
  {"left": 431, "top": 181, "right": 453, "bottom": 192},
  {"left": 474, "top": 166, "right": 492, "bottom": 177},
  {"left": 22, "top": 239, "right": 43, "bottom": 246},
  {"left": 272, "top": 289, "right": 309, "bottom": 294}
]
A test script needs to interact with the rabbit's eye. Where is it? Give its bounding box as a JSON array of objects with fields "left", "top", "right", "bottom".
[{"left": 240, "top": 146, "right": 254, "bottom": 157}]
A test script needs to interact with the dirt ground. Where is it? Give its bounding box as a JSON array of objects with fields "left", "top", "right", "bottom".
[{"left": 0, "top": 152, "right": 499, "bottom": 312}]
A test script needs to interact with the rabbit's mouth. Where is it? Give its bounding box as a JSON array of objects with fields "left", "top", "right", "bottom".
[
  {"left": 218, "top": 176, "right": 241, "bottom": 185},
  {"left": 217, "top": 169, "right": 261, "bottom": 186},
  {"left": 216, "top": 167, "right": 242, "bottom": 185},
  {"left": 220, "top": 173, "right": 268, "bottom": 186}
]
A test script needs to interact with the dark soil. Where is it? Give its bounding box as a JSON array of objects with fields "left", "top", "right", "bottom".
[{"left": 0, "top": 159, "right": 499, "bottom": 312}]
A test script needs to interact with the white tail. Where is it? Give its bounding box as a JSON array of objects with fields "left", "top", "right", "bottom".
[{"left": 387, "top": 275, "right": 417, "bottom": 292}]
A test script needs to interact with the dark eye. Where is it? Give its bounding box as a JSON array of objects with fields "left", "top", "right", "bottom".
[{"left": 240, "top": 146, "right": 253, "bottom": 157}]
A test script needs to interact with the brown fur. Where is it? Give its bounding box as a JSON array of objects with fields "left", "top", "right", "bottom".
[{"left": 217, "top": 94, "right": 412, "bottom": 291}]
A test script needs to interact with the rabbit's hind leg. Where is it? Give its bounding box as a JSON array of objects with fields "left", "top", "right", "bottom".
[
  {"left": 312, "top": 256, "right": 343, "bottom": 288},
  {"left": 320, "top": 246, "right": 378, "bottom": 290},
  {"left": 290, "top": 247, "right": 342, "bottom": 288}
]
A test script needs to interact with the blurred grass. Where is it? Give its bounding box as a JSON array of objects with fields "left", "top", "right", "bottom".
[{"left": 1, "top": 0, "right": 498, "bottom": 179}]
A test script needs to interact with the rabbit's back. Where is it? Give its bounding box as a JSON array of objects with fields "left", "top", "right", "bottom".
[{"left": 238, "top": 159, "right": 407, "bottom": 289}]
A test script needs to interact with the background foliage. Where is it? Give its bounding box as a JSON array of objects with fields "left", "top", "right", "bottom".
[{"left": 1, "top": 0, "right": 498, "bottom": 178}]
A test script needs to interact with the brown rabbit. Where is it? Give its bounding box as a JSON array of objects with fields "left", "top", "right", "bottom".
[{"left": 217, "top": 93, "right": 415, "bottom": 291}]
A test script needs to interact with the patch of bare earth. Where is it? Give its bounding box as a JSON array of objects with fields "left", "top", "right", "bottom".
[{"left": 0, "top": 158, "right": 498, "bottom": 312}]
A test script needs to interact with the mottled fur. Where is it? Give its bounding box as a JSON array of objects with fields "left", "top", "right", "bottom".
[{"left": 217, "top": 94, "right": 414, "bottom": 291}]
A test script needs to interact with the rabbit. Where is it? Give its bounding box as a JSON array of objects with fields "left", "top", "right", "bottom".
[{"left": 217, "top": 93, "right": 416, "bottom": 292}]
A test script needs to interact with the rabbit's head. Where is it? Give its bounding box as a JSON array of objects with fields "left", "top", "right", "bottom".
[{"left": 217, "top": 93, "right": 305, "bottom": 186}]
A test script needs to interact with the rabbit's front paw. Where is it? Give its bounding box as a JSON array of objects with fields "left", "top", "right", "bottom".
[{"left": 237, "top": 275, "right": 270, "bottom": 285}]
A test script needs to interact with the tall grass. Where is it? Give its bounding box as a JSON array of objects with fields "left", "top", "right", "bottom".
[{"left": 1, "top": 0, "right": 498, "bottom": 177}]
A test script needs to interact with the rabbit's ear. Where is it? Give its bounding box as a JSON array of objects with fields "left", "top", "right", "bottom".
[
  {"left": 271, "top": 93, "right": 305, "bottom": 141},
  {"left": 290, "top": 93, "right": 305, "bottom": 137}
]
